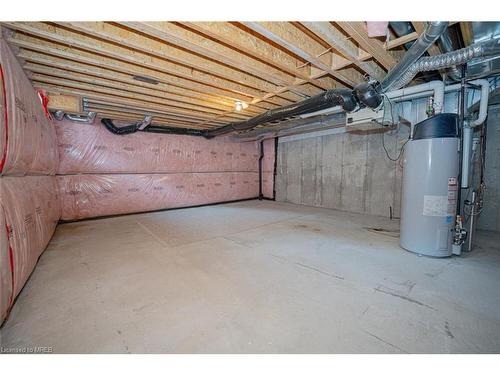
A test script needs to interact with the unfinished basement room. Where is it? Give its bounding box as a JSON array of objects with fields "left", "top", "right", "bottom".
[{"left": 1, "top": 3, "right": 500, "bottom": 363}]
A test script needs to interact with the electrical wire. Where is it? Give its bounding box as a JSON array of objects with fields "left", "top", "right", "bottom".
[
  {"left": 379, "top": 94, "right": 410, "bottom": 162},
  {"left": 381, "top": 130, "right": 410, "bottom": 162}
]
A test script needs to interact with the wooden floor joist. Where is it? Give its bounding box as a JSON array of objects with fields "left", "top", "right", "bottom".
[
  {"left": 0, "top": 21, "right": 465, "bottom": 131},
  {"left": 300, "top": 22, "right": 386, "bottom": 81},
  {"left": 336, "top": 22, "right": 398, "bottom": 70}
]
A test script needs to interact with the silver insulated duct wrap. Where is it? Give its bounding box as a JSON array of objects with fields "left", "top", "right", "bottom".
[
  {"left": 380, "top": 21, "right": 449, "bottom": 92},
  {"left": 389, "top": 38, "right": 500, "bottom": 89}
]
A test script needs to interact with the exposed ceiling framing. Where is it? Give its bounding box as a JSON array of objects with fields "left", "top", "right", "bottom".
[{"left": 0, "top": 21, "right": 451, "bottom": 130}]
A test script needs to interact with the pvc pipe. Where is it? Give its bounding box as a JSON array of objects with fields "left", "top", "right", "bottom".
[
  {"left": 386, "top": 80, "right": 445, "bottom": 112},
  {"left": 299, "top": 105, "right": 342, "bottom": 118},
  {"left": 469, "top": 79, "right": 490, "bottom": 127},
  {"left": 462, "top": 126, "right": 473, "bottom": 188},
  {"left": 386, "top": 79, "right": 490, "bottom": 123}
]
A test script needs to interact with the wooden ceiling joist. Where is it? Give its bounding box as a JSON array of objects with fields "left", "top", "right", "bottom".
[
  {"left": 24, "top": 62, "right": 262, "bottom": 116},
  {"left": 179, "top": 22, "right": 332, "bottom": 90},
  {"left": 9, "top": 36, "right": 282, "bottom": 112},
  {"left": 385, "top": 32, "right": 419, "bottom": 50},
  {"left": 34, "top": 82, "right": 237, "bottom": 123},
  {"left": 19, "top": 50, "right": 247, "bottom": 109},
  {"left": 300, "top": 22, "right": 386, "bottom": 81},
  {"left": 52, "top": 22, "right": 304, "bottom": 103},
  {"left": 336, "top": 22, "right": 398, "bottom": 70},
  {"left": 31, "top": 73, "right": 251, "bottom": 121},
  {"left": 4, "top": 22, "right": 273, "bottom": 102},
  {"left": 240, "top": 22, "right": 358, "bottom": 87},
  {"left": 81, "top": 98, "right": 228, "bottom": 126},
  {"left": 0, "top": 21, "right": 453, "bottom": 131}
]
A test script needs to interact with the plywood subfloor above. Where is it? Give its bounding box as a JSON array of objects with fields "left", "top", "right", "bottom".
[{"left": 0, "top": 21, "right": 448, "bottom": 130}]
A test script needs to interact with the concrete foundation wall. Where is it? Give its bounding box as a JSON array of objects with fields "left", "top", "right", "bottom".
[
  {"left": 276, "top": 88, "right": 499, "bottom": 227},
  {"left": 477, "top": 104, "right": 500, "bottom": 232},
  {"left": 276, "top": 126, "right": 410, "bottom": 218}
]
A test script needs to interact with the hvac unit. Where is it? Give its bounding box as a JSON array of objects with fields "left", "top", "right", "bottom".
[{"left": 345, "top": 101, "right": 406, "bottom": 131}]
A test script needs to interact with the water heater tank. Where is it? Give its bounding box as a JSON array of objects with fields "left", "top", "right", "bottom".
[{"left": 400, "top": 113, "right": 460, "bottom": 257}]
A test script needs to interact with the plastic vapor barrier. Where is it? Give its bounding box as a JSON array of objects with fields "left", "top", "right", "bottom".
[
  {"left": 0, "top": 176, "right": 60, "bottom": 321},
  {"left": 56, "top": 118, "right": 264, "bottom": 174},
  {"left": 262, "top": 139, "right": 275, "bottom": 198},
  {"left": 0, "top": 206, "right": 11, "bottom": 323},
  {"left": 58, "top": 173, "right": 262, "bottom": 221},
  {"left": 0, "top": 39, "right": 58, "bottom": 176}
]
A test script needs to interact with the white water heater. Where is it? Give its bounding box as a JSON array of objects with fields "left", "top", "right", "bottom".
[{"left": 400, "top": 113, "right": 460, "bottom": 257}]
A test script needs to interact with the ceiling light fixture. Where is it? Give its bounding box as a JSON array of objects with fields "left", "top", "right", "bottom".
[{"left": 234, "top": 101, "right": 249, "bottom": 111}]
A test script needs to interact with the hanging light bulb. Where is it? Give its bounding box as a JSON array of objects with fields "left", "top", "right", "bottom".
[{"left": 234, "top": 101, "right": 249, "bottom": 111}]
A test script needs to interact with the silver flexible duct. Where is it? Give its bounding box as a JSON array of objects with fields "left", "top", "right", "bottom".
[
  {"left": 380, "top": 21, "right": 449, "bottom": 92},
  {"left": 437, "top": 28, "right": 462, "bottom": 81},
  {"left": 390, "top": 38, "right": 500, "bottom": 89}
]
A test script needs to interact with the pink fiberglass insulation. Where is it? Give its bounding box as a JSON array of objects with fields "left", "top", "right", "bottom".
[
  {"left": 0, "top": 38, "right": 58, "bottom": 176},
  {"left": 262, "top": 172, "right": 274, "bottom": 198},
  {"left": 366, "top": 22, "right": 389, "bottom": 37},
  {"left": 0, "top": 205, "right": 12, "bottom": 323},
  {"left": 58, "top": 173, "right": 261, "bottom": 221},
  {"left": 56, "top": 118, "right": 264, "bottom": 174},
  {"left": 0, "top": 176, "right": 60, "bottom": 321}
]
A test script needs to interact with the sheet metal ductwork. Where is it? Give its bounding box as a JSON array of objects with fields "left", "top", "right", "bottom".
[
  {"left": 380, "top": 21, "right": 449, "bottom": 92},
  {"left": 385, "top": 38, "right": 500, "bottom": 90},
  {"left": 437, "top": 27, "right": 462, "bottom": 81},
  {"left": 389, "top": 22, "right": 416, "bottom": 50}
]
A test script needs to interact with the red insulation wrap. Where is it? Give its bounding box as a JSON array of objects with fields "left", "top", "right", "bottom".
[
  {"left": 0, "top": 176, "right": 60, "bottom": 320},
  {"left": 58, "top": 173, "right": 262, "bottom": 221},
  {"left": 0, "top": 39, "right": 58, "bottom": 176},
  {"left": 56, "top": 118, "right": 265, "bottom": 174}
]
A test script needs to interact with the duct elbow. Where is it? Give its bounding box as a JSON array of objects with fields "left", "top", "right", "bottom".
[
  {"left": 470, "top": 79, "right": 490, "bottom": 127},
  {"left": 353, "top": 82, "right": 383, "bottom": 109},
  {"left": 333, "top": 88, "right": 358, "bottom": 111}
]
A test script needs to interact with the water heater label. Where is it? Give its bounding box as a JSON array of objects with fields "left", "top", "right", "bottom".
[
  {"left": 447, "top": 177, "right": 458, "bottom": 216},
  {"left": 423, "top": 195, "right": 448, "bottom": 216}
]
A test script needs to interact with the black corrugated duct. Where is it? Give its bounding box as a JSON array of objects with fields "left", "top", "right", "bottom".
[
  {"left": 207, "top": 88, "right": 357, "bottom": 137},
  {"left": 101, "top": 118, "right": 210, "bottom": 137},
  {"left": 101, "top": 88, "right": 358, "bottom": 138}
]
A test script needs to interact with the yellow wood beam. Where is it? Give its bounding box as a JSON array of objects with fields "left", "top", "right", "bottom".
[{"left": 336, "top": 22, "right": 398, "bottom": 70}]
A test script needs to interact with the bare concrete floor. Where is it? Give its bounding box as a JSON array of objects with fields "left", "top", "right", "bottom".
[{"left": 1, "top": 200, "right": 499, "bottom": 353}]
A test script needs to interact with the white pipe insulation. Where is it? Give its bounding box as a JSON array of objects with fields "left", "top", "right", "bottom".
[
  {"left": 469, "top": 79, "right": 490, "bottom": 127},
  {"left": 386, "top": 80, "right": 445, "bottom": 112},
  {"left": 460, "top": 79, "right": 490, "bottom": 187}
]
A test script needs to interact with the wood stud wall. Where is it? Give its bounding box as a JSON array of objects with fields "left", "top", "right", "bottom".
[{"left": 0, "top": 21, "right": 446, "bottom": 130}]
